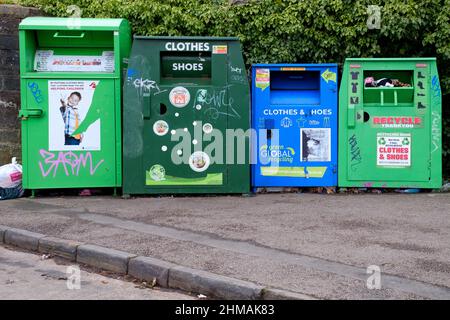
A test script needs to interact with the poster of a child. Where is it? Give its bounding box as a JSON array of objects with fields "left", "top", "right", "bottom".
[
  {"left": 60, "top": 92, "right": 83, "bottom": 146},
  {"left": 48, "top": 80, "right": 101, "bottom": 151}
]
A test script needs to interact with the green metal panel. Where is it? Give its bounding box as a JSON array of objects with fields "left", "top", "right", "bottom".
[
  {"left": 18, "top": 18, "right": 132, "bottom": 190},
  {"left": 19, "top": 17, "right": 127, "bottom": 30},
  {"left": 123, "top": 37, "right": 250, "bottom": 194},
  {"left": 338, "top": 58, "right": 442, "bottom": 188}
]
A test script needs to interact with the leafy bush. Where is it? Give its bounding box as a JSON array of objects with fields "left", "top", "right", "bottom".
[{"left": 20, "top": 0, "right": 450, "bottom": 176}]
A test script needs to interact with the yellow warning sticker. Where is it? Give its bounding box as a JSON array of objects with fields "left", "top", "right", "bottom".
[
  {"left": 280, "top": 67, "right": 306, "bottom": 71},
  {"left": 212, "top": 45, "right": 227, "bottom": 54},
  {"left": 321, "top": 68, "right": 337, "bottom": 83}
]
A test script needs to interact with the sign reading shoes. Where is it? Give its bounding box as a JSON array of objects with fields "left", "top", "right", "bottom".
[
  {"left": 172, "top": 63, "right": 204, "bottom": 71},
  {"left": 165, "top": 42, "right": 210, "bottom": 51}
]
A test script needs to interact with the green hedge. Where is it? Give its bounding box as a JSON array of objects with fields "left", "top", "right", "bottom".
[{"left": 20, "top": 0, "right": 450, "bottom": 177}]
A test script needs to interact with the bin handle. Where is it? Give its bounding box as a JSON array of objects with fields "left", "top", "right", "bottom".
[
  {"left": 53, "top": 32, "right": 85, "bottom": 39},
  {"left": 19, "top": 108, "right": 43, "bottom": 120}
]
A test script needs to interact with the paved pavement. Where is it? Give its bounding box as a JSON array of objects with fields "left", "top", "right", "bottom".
[
  {"left": 0, "top": 246, "right": 194, "bottom": 300},
  {"left": 0, "top": 192, "right": 449, "bottom": 299}
]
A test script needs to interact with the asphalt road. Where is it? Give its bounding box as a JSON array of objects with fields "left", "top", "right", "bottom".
[
  {"left": 0, "top": 192, "right": 449, "bottom": 299},
  {"left": 0, "top": 246, "right": 194, "bottom": 300}
]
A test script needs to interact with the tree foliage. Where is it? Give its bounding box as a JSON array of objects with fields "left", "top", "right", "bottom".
[{"left": 20, "top": 0, "right": 450, "bottom": 176}]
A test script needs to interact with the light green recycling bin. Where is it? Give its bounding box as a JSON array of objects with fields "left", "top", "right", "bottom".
[
  {"left": 338, "top": 58, "right": 442, "bottom": 188},
  {"left": 18, "top": 17, "right": 131, "bottom": 194}
]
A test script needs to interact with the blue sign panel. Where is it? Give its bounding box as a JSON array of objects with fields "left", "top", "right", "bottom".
[{"left": 251, "top": 64, "right": 338, "bottom": 187}]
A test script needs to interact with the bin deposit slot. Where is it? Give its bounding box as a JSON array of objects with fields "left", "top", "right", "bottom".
[
  {"left": 270, "top": 71, "right": 320, "bottom": 105},
  {"left": 161, "top": 52, "right": 211, "bottom": 80},
  {"left": 53, "top": 31, "right": 85, "bottom": 39},
  {"left": 363, "top": 70, "right": 414, "bottom": 105},
  {"left": 36, "top": 30, "right": 114, "bottom": 47}
]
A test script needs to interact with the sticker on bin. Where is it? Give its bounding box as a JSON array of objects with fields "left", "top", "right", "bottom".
[
  {"left": 280, "top": 67, "right": 305, "bottom": 71},
  {"left": 260, "top": 166, "right": 327, "bottom": 178},
  {"left": 377, "top": 133, "right": 411, "bottom": 167},
  {"left": 169, "top": 86, "right": 190, "bottom": 108},
  {"left": 255, "top": 69, "right": 270, "bottom": 91},
  {"left": 321, "top": 68, "right": 337, "bottom": 83},
  {"left": 34, "top": 50, "right": 115, "bottom": 72},
  {"left": 212, "top": 45, "right": 227, "bottom": 54},
  {"left": 372, "top": 116, "right": 423, "bottom": 129}
]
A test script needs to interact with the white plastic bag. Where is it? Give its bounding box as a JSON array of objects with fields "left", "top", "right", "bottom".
[{"left": 0, "top": 157, "right": 22, "bottom": 188}]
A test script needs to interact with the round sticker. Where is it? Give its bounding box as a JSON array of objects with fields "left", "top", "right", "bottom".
[
  {"left": 153, "top": 120, "right": 169, "bottom": 136},
  {"left": 203, "top": 123, "right": 213, "bottom": 134},
  {"left": 169, "top": 86, "right": 190, "bottom": 108},
  {"left": 149, "top": 164, "right": 165, "bottom": 181},
  {"left": 188, "top": 151, "right": 210, "bottom": 173}
]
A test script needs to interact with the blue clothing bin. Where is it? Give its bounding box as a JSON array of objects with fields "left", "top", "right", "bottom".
[{"left": 251, "top": 64, "right": 338, "bottom": 187}]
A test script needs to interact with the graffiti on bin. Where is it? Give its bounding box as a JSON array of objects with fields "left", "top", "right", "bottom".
[
  {"left": 229, "top": 65, "right": 246, "bottom": 84},
  {"left": 431, "top": 75, "right": 441, "bottom": 99},
  {"left": 126, "top": 62, "right": 167, "bottom": 98},
  {"left": 193, "top": 86, "right": 241, "bottom": 120},
  {"left": 431, "top": 111, "right": 441, "bottom": 153},
  {"left": 430, "top": 75, "right": 441, "bottom": 154},
  {"left": 28, "top": 82, "right": 44, "bottom": 104},
  {"left": 38, "top": 149, "right": 104, "bottom": 177},
  {"left": 349, "top": 133, "right": 362, "bottom": 170},
  {"left": 131, "top": 78, "right": 166, "bottom": 96}
]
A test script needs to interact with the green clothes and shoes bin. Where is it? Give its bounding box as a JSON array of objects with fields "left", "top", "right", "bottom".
[
  {"left": 338, "top": 58, "right": 442, "bottom": 188},
  {"left": 123, "top": 36, "right": 250, "bottom": 194},
  {"left": 18, "top": 17, "right": 131, "bottom": 192}
]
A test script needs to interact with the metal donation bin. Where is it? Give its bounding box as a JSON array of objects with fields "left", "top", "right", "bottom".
[
  {"left": 123, "top": 36, "right": 250, "bottom": 194},
  {"left": 251, "top": 64, "right": 338, "bottom": 188},
  {"left": 338, "top": 58, "right": 442, "bottom": 188},
  {"left": 18, "top": 17, "right": 131, "bottom": 194}
]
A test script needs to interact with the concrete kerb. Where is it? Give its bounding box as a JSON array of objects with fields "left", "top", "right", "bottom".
[
  {"left": 0, "top": 225, "right": 10, "bottom": 243},
  {"left": 0, "top": 225, "right": 314, "bottom": 300},
  {"left": 4, "top": 228, "right": 46, "bottom": 251},
  {"left": 77, "top": 244, "right": 137, "bottom": 274},
  {"left": 168, "top": 265, "right": 265, "bottom": 300},
  {"left": 38, "top": 236, "right": 83, "bottom": 262},
  {"left": 128, "top": 256, "right": 176, "bottom": 288}
]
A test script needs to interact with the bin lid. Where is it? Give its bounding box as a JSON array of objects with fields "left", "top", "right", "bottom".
[
  {"left": 345, "top": 57, "right": 436, "bottom": 62},
  {"left": 133, "top": 35, "right": 239, "bottom": 41},
  {"left": 19, "top": 17, "right": 128, "bottom": 31},
  {"left": 252, "top": 63, "right": 338, "bottom": 68}
]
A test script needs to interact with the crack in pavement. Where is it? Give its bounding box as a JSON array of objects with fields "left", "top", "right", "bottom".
[{"left": 76, "top": 212, "right": 450, "bottom": 300}]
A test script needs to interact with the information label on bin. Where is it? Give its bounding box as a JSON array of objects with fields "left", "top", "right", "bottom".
[
  {"left": 377, "top": 133, "right": 411, "bottom": 167},
  {"left": 255, "top": 68, "right": 270, "bottom": 91},
  {"left": 212, "top": 45, "right": 227, "bottom": 54},
  {"left": 34, "top": 50, "right": 115, "bottom": 72}
]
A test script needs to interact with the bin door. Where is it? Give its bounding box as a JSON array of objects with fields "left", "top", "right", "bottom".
[
  {"left": 347, "top": 67, "right": 431, "bottom": 182},
  {"left": 23, "top": 79, "right": 117, "bottom": 188},
  {"left": 142, "top": 84, "right": 228, "bottom": 188}
]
